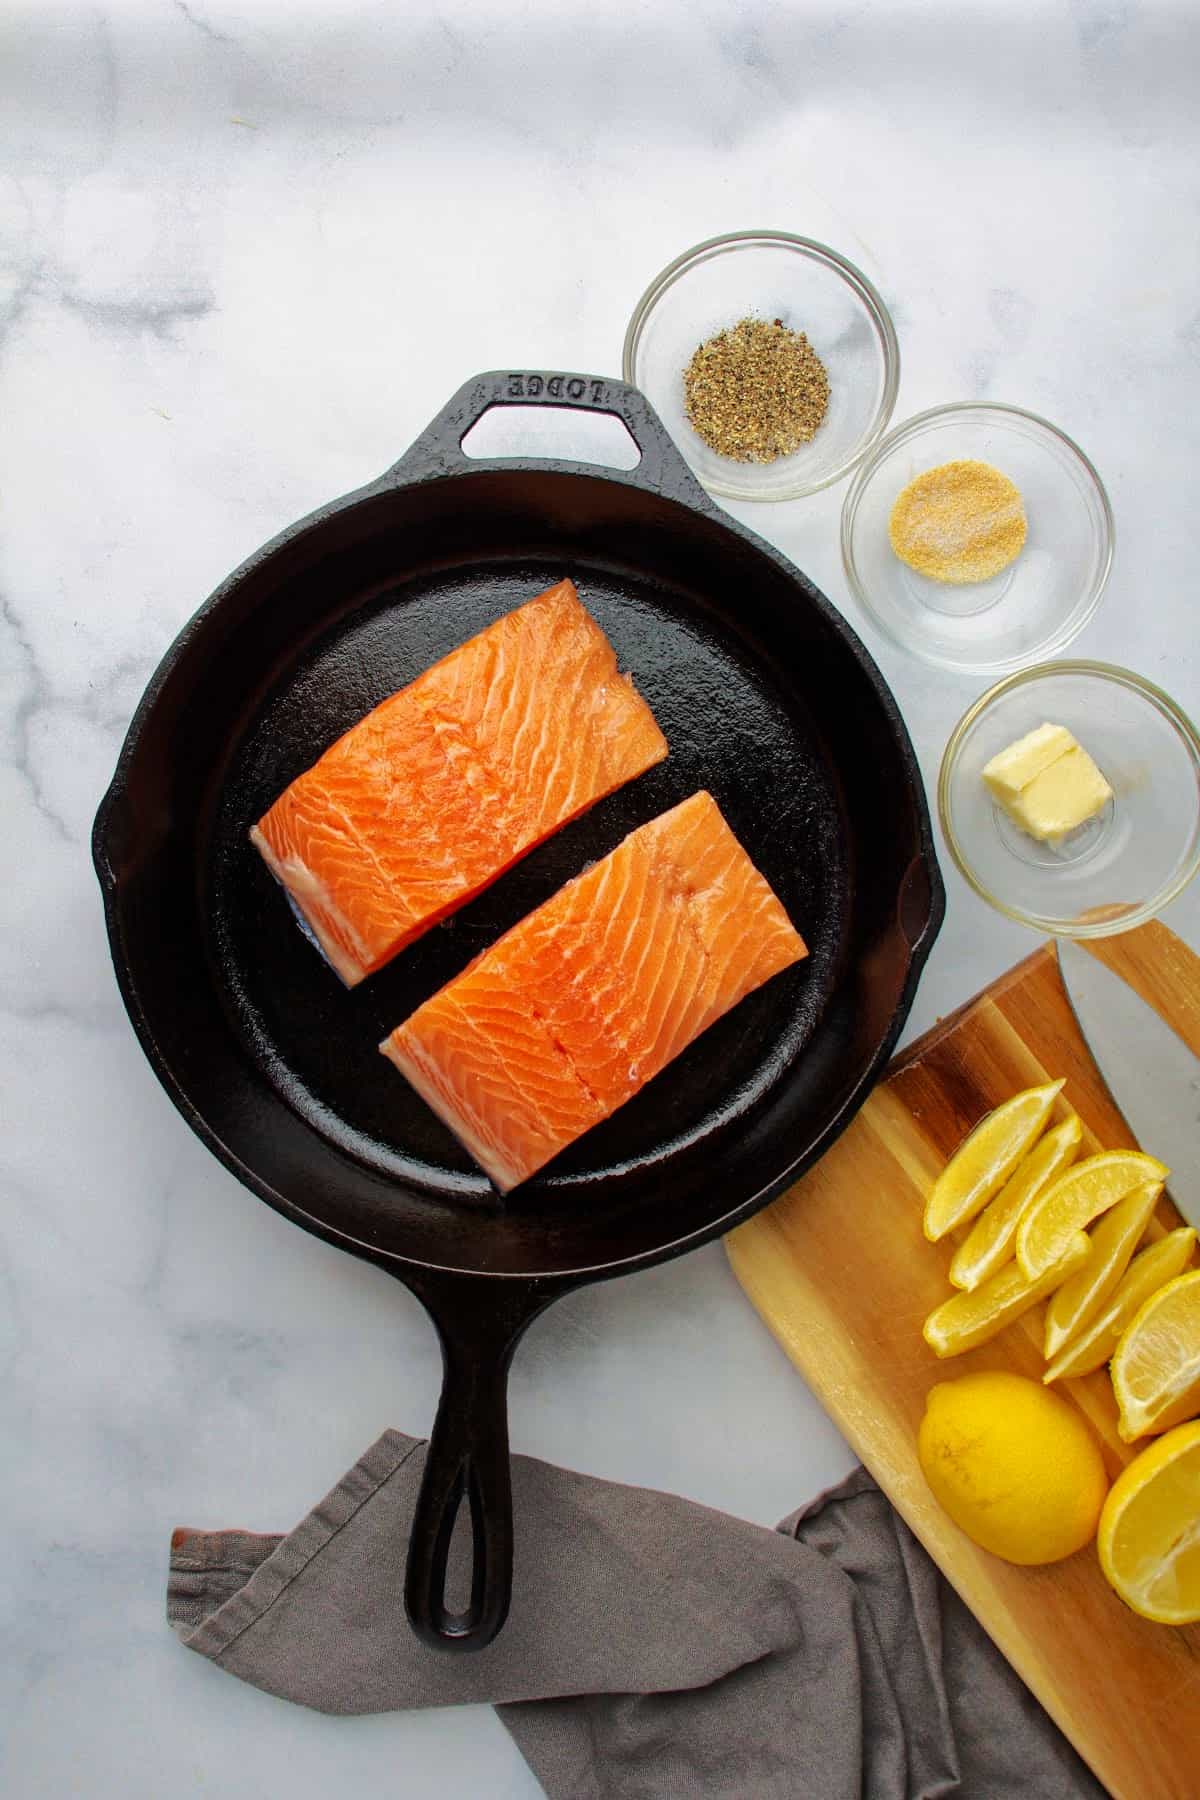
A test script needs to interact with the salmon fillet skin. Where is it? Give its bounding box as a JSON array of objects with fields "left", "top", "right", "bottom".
[
  {"left": 380, "top": 791, "right": 808, "bottom": 1191},
  {"left": 249, "top": 579, "right": 668, "bottom": 985}
]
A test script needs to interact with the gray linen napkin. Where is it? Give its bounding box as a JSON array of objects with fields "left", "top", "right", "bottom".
[{"left": 168, "top": 1430, "right": 1106, "bottom": 1799}]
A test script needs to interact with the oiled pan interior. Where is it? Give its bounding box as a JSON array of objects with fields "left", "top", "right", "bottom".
[
  {"left": 105, "top": 466, "right": 927, "bottom": 1274},
  {"left": 213, "top": 555, "right": 845, "bottom": 1196}
]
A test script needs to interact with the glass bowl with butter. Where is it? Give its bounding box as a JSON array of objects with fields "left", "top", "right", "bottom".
[
  {"left": 940, "top": 662, "right": 1200, "bottom": 937},
  {"left": 841, "top": 404, "right": 1113, "bottom": 673}
]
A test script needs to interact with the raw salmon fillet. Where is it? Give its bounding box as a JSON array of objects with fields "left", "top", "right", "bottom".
[
  {"left": 380, "top": 791, "right": 808, "bottom": 1191},
  {"left": 250, "top": 580, "right": 667, "bottom": 985}
]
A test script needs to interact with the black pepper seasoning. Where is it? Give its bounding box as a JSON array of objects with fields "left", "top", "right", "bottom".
[{"left": 683, "top": 316, "right": 830, "bottom": 463}]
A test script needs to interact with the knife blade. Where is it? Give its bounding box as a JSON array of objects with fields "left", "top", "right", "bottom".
[{"left": 1057, "top": 937, "right": 1200, "bottom": 1231}]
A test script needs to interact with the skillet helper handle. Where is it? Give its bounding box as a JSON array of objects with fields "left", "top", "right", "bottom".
[
  {"left": 897, "top": 851, "right": 944, "bottom": 961},
  {"left": 382, "top": 368, "right": 713, "bottom": 507},
  {"left": 403, "top": 1275, "right": 558, "bottom": 1651}
]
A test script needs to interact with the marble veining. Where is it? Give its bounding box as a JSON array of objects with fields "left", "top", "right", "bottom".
[{"left": 2, "top": 3, "right": 1198, "bottom": 1795}]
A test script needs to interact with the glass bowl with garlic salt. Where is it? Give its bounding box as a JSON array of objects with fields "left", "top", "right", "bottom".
[
  {"left": 939, "top": 663, "right": 1200, "bottom": 937},
  {"left": 841, "top": 403, "right": 1113, "bottom": 674}
]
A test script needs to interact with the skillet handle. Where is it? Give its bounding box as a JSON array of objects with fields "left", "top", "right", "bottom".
[
  {"left": 401, "top": 1271, "right": 562, "bottom": 1652},
  {"left": 380, "top": 369, "right": 714, "bottom": 508}
]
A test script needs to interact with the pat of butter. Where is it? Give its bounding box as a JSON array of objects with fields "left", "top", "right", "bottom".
[
  {"left": 981, "top": 723, "right": 1075, "bottom": 800},
  {"left": 983, "top": 725, "right": 1113, "bottom": 844}
]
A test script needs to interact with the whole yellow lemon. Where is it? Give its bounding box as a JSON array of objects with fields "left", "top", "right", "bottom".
[{"left": 917, "top": 1371, "right": 1108, "bottom": 1565}]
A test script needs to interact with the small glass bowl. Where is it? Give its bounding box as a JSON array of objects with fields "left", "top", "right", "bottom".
[
  {"left": 621, "top": 230, "right": 899, "bottom": 502},
  {"left": 841, "top": 404, "right": 1113, "bottom": 674},
  {"left": 939, "top": 662, "right": 1200, "bottom": 938}
]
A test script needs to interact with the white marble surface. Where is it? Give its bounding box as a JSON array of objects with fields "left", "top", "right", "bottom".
[{"left": 3, "top": 2, "right": 1199, "bottom": 1794}]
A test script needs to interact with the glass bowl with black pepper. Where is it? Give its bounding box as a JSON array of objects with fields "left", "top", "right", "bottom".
[
  {"left": 841, "top": 403, "right": 1114, "bottom": 674},
  {"left": 939, "top": 662, "right": 1200, "bottom": 937},
  {"left": 621, "top": 231, "right": 900, "bottom": 502}
]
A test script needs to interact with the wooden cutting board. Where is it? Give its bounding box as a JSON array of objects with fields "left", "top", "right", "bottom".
[{"left": 727, "top": 920, "right": 1200, "bottom": 1800}]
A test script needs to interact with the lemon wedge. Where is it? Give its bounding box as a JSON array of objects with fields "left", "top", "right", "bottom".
[
  {"left": 923, "top": 1081, "right": 1065, "bottom": 1243},
  {"left": 1112, "top": 1269, "right": 1200, "bottom": 1442},
  {"left": 1042, "top": 1180, "right": 1162, "bottom": 1361},
  {"left": 1015, "top": 1149, "right": 1168, "bottom": 1283},
  {"left": 924, "top": 1235, "right": 1088, "bottom": 1358},
  {"left": 949, "top": 1114, "right": 1082, "bottom": 1291},
  {"left": 1043, "top": 1229, "right": 1197, "bottom": 1384},
  {"left": 1097, "top": 1420, "right": 1200, "bottom": 1623}
]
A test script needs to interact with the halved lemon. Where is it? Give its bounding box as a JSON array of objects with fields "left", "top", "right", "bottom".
[
  {"left": 924, "top": 1234, "right": 1088, "bottom": 1358},
  {"left": 1044, "top": 1229, "right": 1196, "bottom": 1384},
  {"left": 950, "top": 1114, "right": 1082, "bottom": 1292},
  {"left": 1097, "top": 1420, "right": 1200, "bottom": 1623},
  {"left": 923, "top": 1081, "right": 1065, "bottom": 1243},
  {"left": 1112, "top": 1269, "right": 1200, "bottom": 1442},
  {"left": 1042, "top": 1180, "right": 1161, "bottom": 1361},
  {"left": 1016, "top": 1150, "right": 1168, "bottom": 1283}
]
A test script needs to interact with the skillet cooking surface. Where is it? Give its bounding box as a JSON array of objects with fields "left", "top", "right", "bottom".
[{"left": 215, "top": 559, "right": 845, "bottom": 1195}]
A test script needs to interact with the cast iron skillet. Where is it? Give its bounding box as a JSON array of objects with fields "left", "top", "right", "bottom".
[{"left": 93, "top": 371, "right": 943, "bottom": 1651}]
